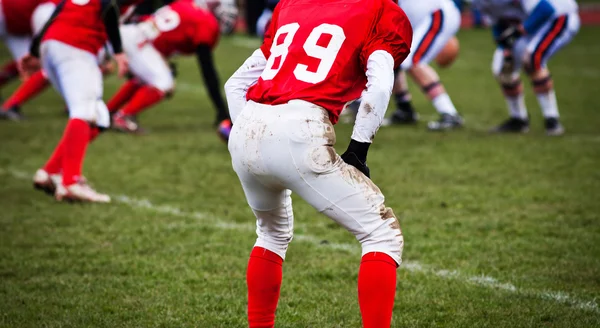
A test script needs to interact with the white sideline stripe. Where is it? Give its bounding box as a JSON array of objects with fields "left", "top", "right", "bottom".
[{"left": 2, "top": 168, "right": 599, "bottom": 314}]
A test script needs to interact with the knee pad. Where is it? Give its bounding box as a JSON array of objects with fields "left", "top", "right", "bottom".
[
  {"left": 501, "top": 79, "right": 522, "bottom": 97},
  {"left": 69, "top": 100, "right": 110, "bottom": 129},
  {"left": 359, "top": 205, "right": 404, "bottom": 265},
  {"left": 153, "top": 77, "right": 175, "bottom": 94},
  {"left": 252, "top": 209, "right": 294, "bottom": 260},
  {"left": 532, "top": 75, "right": 553, "bottom": 94},
  {"left": 422, "top": 81, "right": 442, "bottom": 99}
]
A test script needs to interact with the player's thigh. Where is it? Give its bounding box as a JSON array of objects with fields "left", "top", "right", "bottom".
[
  {"left": 31, "top": 3, "right": 56, "bottom": 35},
  {"left": 525, "top": 14, "right": 579, "bottom": 71},
  {"left": 44, "top": 42, "right": 103, "bottom": 118},
  {"left": 418, "top": 6, "right": 461, "bottom": 65},
  {"left": 129, "top": 45, "right": 173, "bottom": 92},
  {"left": 5, "top": 35, "right": 31, "bottom": 60},
  {"left": 290, "top": 159, "right": 403, "bottom": 263},
  {"left": 233, "top": 161, "right": 294, "bottom": 258}
]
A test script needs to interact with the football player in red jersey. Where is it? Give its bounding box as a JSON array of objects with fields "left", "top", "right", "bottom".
[
  {"left": 21, "top": 0, "right": 137, "bottom": 203},
  {"left": 0, "top": 0, "right": 59, "bottom": 110},
  {"left": 108, "top": 0, "right": 233, "bottom": 139},
  {"left": 225, "top": 0, "right": 412, "bottom": 327}
]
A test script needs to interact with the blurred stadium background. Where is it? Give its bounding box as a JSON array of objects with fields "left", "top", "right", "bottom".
[{"left": 0, "top": 0, "right": 599, "bottom": 327}]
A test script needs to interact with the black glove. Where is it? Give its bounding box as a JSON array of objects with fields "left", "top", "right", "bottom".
[
  {"left": 496, "top": 25, "right": 523, "bottom": 49},
  {"left": 341, "top": 139, "right": 371, "bottom": 178}
]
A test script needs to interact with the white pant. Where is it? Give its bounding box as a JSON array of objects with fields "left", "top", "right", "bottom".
[
  {"left": 41, "top": 40, "right": 109, "bottom": 128},
  {"left": 0, "top": 1, "right": 55, "bottom": 60},
  {"left": 228, "top": 100, "right": 404, "bottom": 264},
  {"left": 401, "top": 1, "right": 461, "bottom": 70},
  {"left": 492, "top": 12, "right": 580, "bottom": 79},
  {"left": 120, "top": 24, "right": 174, "bottom": 92}
]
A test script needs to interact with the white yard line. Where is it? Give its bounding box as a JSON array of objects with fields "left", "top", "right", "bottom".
[{"left": 2, "top": 168, "right": 598, "bottom": 314}]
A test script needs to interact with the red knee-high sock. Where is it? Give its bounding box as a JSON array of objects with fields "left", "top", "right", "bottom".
[
  {"left": 61, "top": 119, "right": 91, "bottom": 186},
  {"left": 107, "top": 78, "right": 142, "bottom": 113},
  {"left": 119, "top": 85, "right": 164, "bottom": 116},
  {"left": 90, "top": 126, "right": 101, "bottom": 142},
  {"left": 358, "top": 252, "right": 398, "bottom": 328},
  {"left": 2, "top": 70, "right": 49, "bottom": 110},
  {"left": 43, "top": 139, "right": 66, "bottom": 175},
  {"left": 0, "top": 61, "right": 18, "bottom": 87},
  {"left": 43, "top": 126, "right": 99, "bottom": 176},
  {"left": 247, "top": 247, "right": 283, "bottom": 328}
]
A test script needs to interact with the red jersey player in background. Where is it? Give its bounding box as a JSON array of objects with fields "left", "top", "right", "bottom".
[
  {"left": 0, "top": 0, "right": 59, "bottom": 111},
  {"left": 225, "top": 0, "right": 412, "bottom": 327},
  {"left": 108, "top": 0, "right": 234, "bottom": 139},
  {"left": 21, "top": 0, "right": 137, "bottom": 203}
]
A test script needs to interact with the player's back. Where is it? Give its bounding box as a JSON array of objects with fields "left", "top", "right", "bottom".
[
  {"left": 246, "top": 0, "right": 411, "bottom": 123},
  {"left": 147, "top": 0, "right": 219, "bottom": 57},
  {"left": 474, "top": 0, "right": 527, "bottom": 22},
  {"left": 522, "top": 0, "right": 578, "bottom": 16},
  {"left": 43, "top": 0, "right": 106, "bottom": 54}
]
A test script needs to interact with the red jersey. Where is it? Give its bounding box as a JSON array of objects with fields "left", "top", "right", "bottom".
[
  {"left": 141, "top": 0, "right": 220, "bottom": 57},
  {"left": 43, "top": 0, "right": 138, "bottom": 55},
  {"left": 246, "top": 0, "right": 412, "bottom": 124},
  {"left": 43, "top": 0, "right": 108, "bottom": 54},
  {"left": 1, "top": 0, "right": 59, "bottom": 36}
]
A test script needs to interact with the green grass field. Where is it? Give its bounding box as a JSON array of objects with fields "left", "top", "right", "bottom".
[{"left": 1, "top": 27, "right": 600, "bottom": 327}]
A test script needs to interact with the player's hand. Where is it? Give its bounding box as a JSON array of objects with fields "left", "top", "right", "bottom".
[
  {"left": 100, "top": 60, "right": 115, "bottom": 76},
  {"left": 497, "top": 24, "right": 524, "bottom": 49},
  {"left": 113, "top": 53, "right": 129, "bottom": 78},
  {"left": 341, "top": 139, "right": 371, "bottom": 178},
  {"left": 18, "top": 54, "right": 41, "bottom": 79}
]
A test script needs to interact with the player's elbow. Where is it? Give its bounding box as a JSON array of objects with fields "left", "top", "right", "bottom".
[{"left": 224, "top": 76, "right": 239, "bottom": 99}]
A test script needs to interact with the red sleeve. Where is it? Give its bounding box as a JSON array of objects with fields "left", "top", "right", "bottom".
[
  {"left": 260, "top": 0, "right": 282, "bottom": 59},
  {"left": 193, "top": 14, "right": 220, "bottom": 49},
  {"left": 360, "top": 0, "right": 413, "bottom": 70}
]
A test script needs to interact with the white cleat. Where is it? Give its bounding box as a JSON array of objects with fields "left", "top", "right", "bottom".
[
  {"left": 33, "top": 169, "right": 62, "bottom": 195},
  {"left": 55, "top": 180, "right": 111, "bottom": 203}
]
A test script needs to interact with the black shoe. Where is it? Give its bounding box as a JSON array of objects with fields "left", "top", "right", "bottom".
[
  {"left": 427, "top": 113, "right": 463, "bottom": 131},
  {"left": 383, "top": 109, "right": 419, "bottom": 126},
  {"left": 490, "top": 117, "right": 529, "bottom": 133},
  {"left": 0, "top": 106, "right": 24, "bottom": 121},
  {"left": 544, "top": 117, "right": 564, "bottom": 136}
]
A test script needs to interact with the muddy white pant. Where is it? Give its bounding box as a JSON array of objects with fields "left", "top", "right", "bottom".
[{"left": 228, "top": 100, "right": 404, "bottom": 264}]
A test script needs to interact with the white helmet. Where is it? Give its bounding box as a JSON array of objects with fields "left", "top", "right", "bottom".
[{"left": 195, "top": 0, "right": 238, "bottom": 35}]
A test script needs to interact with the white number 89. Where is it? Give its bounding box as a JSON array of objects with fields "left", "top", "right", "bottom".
[{"left": 261, "top": 23, "right": 346, "bottom": 84}]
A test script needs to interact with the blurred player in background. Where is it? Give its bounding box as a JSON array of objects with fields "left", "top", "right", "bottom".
[
  {"left": 23, "top": 0, "right": 135, "bottom": 203},
  {"left": 256, "top": 0, "right": 279, "bottom": 38},
  {"left": 385, "top": 0, "right": 464, "bottom": 131},
  {"left": 0, "top": 0, "right": 59, "bottom": 119},
  {"left": 225, "top": 0, "right": 411, "bottom": 327},
  {"left": 475, "top": 0, "right": 579, "bottom": 135},
  {"left": 108, "top": 0, "right": 236, "bottom": 139}
]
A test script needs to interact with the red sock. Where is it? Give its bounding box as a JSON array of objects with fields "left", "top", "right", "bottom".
[
  {"left": 247, "top": 247, "right": 283, "bottom": 328},
  {"left": 90, "top": 126, "right": 101, "bottom": 142},
  {"left": 0, "top": 61, "right": 18, "bottom": 87},
  {"left": 107, "top": 79, "right": 142, "bottom": 113},
  {"left": 358, "top": 252, "right": 398, "bottom": 328},
  {"left": 2, "top": 70, "right": 49, "bottom": 110},
  {"left": 42, "top": 139, "right": 66, "bottom": 175},
  {"left": 61, "top": 119, "right": 91, "bottom": 186},
  {"left": 119, "top": 85, "right": 164, "bottom": 116}
]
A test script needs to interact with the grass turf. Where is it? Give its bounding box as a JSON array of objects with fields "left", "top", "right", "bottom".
[{"left": 0, "top": 27, "right": 599, "bottom": 327}]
